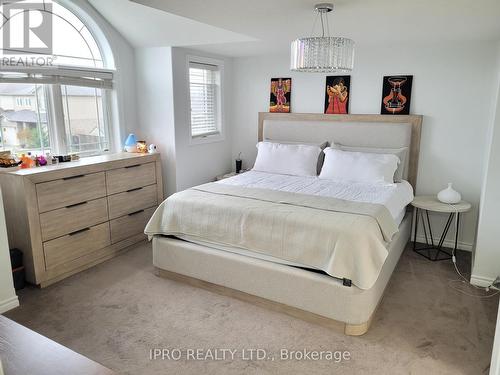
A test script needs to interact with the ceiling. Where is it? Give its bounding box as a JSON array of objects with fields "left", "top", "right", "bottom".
[
  {"left": 87, "top": 0, "right": 255, "bottom": 49},
  {"left": 90, "top": 0, "right": 500, "bottom": 56}
]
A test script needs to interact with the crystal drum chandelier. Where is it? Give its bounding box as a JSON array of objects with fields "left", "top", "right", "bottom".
[{"left": 290, "top": 3, "right": 355, "bottom": 73}]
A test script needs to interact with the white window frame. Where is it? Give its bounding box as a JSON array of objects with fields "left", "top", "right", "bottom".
[
  {"left": 0, "top": 82, "right": 113, "bottom": 157},
  {"left": 0, "top": 0, "right": 118, "bottom": 157},
  {"left": 186, "top": 55, "right": 225, "bottom": 145},
  {"left": 0, "top": 66, "right": 114, "bottom": 156}
]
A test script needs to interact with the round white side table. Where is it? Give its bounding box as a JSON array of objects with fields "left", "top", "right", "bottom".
[{"left": 411, "top": 195, "right": 472, "bottom": 261}]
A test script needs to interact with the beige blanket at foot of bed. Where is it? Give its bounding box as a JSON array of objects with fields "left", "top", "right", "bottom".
[{"left": 145, "top": 183, "right": 398, "bottom": 289}]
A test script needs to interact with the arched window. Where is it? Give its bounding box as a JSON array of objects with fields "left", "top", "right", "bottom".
[{"left": 0, "top": 0, "right": 114, "bottom": 157}]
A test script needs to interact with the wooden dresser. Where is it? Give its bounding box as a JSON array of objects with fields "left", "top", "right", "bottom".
[{"left": 0, "top": 153, "right": 163, "bottom": 287}]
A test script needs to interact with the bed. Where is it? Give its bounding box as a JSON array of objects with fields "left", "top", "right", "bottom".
[{"left": 146, "top": 113, "right": 423, "bottom": 335}]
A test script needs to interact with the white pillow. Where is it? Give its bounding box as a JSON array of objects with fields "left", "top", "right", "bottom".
[
  {"left": 253, "top": 141, "right": 322, "bottom": 176},
  {"left": 319, "top": 148, "right": 400, "bottom": 184},
  {"left": 264, "top": 140, "right": 329, "bottom": 174},
  {"left": 332, "top": 143, "right": 408, "bottom": 182}
]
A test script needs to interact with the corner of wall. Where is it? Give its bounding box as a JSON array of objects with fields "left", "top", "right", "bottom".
[
  {"left": 471, "top": 40, "right": 500, "bottom": 285},
  {"left": 0, "top": 296, "right": 19, "bottom": 314},
  {"left": 134, "top": 47, "right": 177, "bottom": 197},
  {"left": 0, "top": 189, "right": 18, "bottom": 314}
]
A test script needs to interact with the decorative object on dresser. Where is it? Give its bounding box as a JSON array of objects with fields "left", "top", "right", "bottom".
[
  {"left": 124, "top": 133, "right": 138, "bottom": 152},
  {"left": 411, "top": 195, "right": 471, "bottom": 261},
  {"left": 380, "top": 75, "right": 413, "bottom": 115},
  {"left": 437, "top": 183, "right": 462, "bottom": 204},
  {"left": 136, "top": 141, "right": 148, "bottom": 153},
  {"left": 0, "top": 153, "right": 163, "bottom": 287}
]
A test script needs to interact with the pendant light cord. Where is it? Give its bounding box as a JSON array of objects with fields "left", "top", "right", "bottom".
[
  {"left": 326, "top": 10, "right": 331, "bottom": 36},
  {"left": 320, "top": 11, "right": 325, "bottom": 37},
  {"left": 317, "top": 9, "right": 332, "bottom": 37},
  {"left": 310, "top": 11, "right": 320, "bottom": 36}
]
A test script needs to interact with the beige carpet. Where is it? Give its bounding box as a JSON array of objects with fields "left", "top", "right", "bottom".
[{"left": 5, "top": 242, "right": 499, "bottom": 375}]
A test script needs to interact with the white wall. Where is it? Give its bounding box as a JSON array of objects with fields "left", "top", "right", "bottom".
[
  {"left": 170, "top": 47, "right": 233, "bottom": 191},
  {"left": 135, "top": 47, "right": 233, "bottom": 196},
  {"left": 472, "top": 42, "right": 500, "bottom": 286},
  {"left": 0, "top": 187, "right": 18, "bottom": 313},
  {"left": 135, "top": 47, "right": 177, "bottom": 197},
  {"left": 230, "top": 41, "right": 498, "bottom": 251}
]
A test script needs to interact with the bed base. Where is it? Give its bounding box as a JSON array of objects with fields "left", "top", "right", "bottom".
[
  {"left": 155, "top": 268, "right": 372, "bottom": 336},
  {"left": 152, "top": 214, "right": 411, "bottom": 336}
]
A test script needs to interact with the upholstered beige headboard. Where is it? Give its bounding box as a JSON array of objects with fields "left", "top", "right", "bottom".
[{"left": 258, "top": 113, "right": 423, "bottom": 189}]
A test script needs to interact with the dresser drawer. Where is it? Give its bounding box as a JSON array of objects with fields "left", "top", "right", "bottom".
[
  {"left": 106, "top": 162, "right": 156, "bottom": 195},
  {"left": 110, "top": 206, "right": 156, "bottom": 243},
  {"left": 40, "top": 197, "right": 109, "bottom": 241},
  {"left": 43, "top": 222, "right": 111, "bottom": 270},
  {"left": 108, "top": 184, "right": 157, "bottom": 220},
  {"left": 36, "top": 172, "right": 106, "bottom": 213}
]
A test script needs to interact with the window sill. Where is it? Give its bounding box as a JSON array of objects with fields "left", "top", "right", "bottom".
[{"left": 189, "top": 133, "right": 225, "bottom": 146}]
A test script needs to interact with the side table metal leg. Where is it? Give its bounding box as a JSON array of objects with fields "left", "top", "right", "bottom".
[
  {"left": 421, "top": 209, "right": 430, "bottom": 245},
  {"left": 426, "top": 210, "right": 435, "bottom": 247},
  {"left": 413, "top": 208, "right": 418, "bottom": 251},
  {"left": 437, "top": 213, "right": 454, "bottom": 249},
  {"left": 434, "top": 212, "right": 454, "bottom": 260},
  {"left": 412, "top": 206, "right": 455, "bottom": 262}
]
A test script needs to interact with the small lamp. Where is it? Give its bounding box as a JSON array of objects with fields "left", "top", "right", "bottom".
[{"left": 124, "top": 133, "right": 138, "bottom": 152}]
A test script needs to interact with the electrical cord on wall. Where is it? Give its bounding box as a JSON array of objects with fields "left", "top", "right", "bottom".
[{"left": 447, "top": 203, "right": 500, "bottom": 298}]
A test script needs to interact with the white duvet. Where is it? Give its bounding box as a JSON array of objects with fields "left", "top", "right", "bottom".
[{"left": 218, "top": 171, "right": 414, "bottom": 226}]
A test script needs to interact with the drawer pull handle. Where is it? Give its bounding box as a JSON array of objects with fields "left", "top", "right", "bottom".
[
  {"left": 126, "top": 187, "right": 143, "bottom": 193},
  {"left": 124, "top": 164, "right": 141, "bottom": 169},
  {"left": 128, "top": 209, "right": 144, "bottom": 216},
  {"left": 68, "top": 227, "right": 90, "bottom": 236},
  {"left": 63, "top": 174, "right": 85, "bottom": 180},
  {"left": 65, "top": 201, "right": 88, "bottom": 209}
]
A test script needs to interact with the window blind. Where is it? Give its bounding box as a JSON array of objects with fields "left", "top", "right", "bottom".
[
  {"left": 189, "top": 62, "right": 219, "bottom": 137},
  {"left": 0, "top": 66, "right": 114, "bottom": 89}
]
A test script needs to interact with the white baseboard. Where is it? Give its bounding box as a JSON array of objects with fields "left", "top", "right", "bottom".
[
  {"left": 0, "top": 295, "right": 19, "bottom": 314},
  {"left": 413, "top": 234, "right": 473, "bottom": 252},
  {"left": 470, "top": 274, "right": 496, "bottom": 288}
]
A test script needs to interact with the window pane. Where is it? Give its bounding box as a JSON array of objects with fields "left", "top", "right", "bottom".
[
  {"left": 52, "top": 2, "right": 104, "bottom": 68},
  {"left": 0, "top": 1, "right": 104, "bottom": 68},
  {"left": 189, "top": 64, "right": 220, "bottom": 137},
  {"left": 61, "top": 85, "right": 109, "bottom": 156},
  {"left": 0, "top": 83, "right": 51, "bottom": 155}
]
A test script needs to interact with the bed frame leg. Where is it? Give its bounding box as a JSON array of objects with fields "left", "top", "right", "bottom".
[{"left": 344, "top": 320, "right": 371, "bottom": 336}]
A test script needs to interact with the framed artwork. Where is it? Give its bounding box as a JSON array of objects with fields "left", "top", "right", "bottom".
[
  {"left": 269, "top": 78, "right": 291, "bottom": 113},
  {"left": 324, "top": 76, "right": 350, "bottom": 114},
  {"left": 380, "top": 75, "right": 413, "bottom": 115}
]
